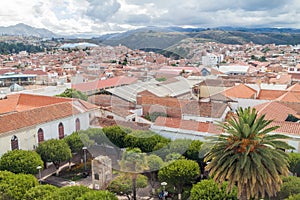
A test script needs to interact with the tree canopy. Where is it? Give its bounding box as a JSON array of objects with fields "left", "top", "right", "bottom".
[
  {"left": 102, "top": 125, "right": 130, "bottom": 148},
  {"left": 64, "top": 132, "right": 84, "bottom": 153},
  {"left": 288, "top": 152, "right": 300, "bottom": 176},
  {"left": 36, "top": 139, "right": 72, "bottom": 169},
  {"left": 23, "top": 184, "right": 58, "bottom": 200},
  {"left": 0, "top": 150, "right": 43, "bottom": 175},
  {"left": 158, "top": 159, "right": 200, "bottom": 198},
  {"left": 124, "top": 130, "right": 170, "bottom": 153},
  {"left": 107, "top": 174, "right": 147, "bottom": 198},
  {"left": 190, "top": 179, "right": 237, "bottom": 200},
  {"left": 0, "top": 171, "right": 38, "bottom": 200},
  {"left": 56, "top": 88, "right": 88, "bottom": 101}
]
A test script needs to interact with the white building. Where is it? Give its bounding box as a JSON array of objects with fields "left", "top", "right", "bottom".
[{"left": 0, "top": 93, "right": 98, "bottom": 156}]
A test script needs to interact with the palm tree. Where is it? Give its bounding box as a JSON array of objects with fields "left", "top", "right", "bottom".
[{"left": 205, "top": 107, "right": 292, "bottom": 200}]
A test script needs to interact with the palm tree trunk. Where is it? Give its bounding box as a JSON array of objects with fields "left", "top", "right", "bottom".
[
  {"left": 240, "top": 185, "right": 248, "bottom": 200},
  {"left": 132, "top": 174, "right": 137, "bottom": 200}
]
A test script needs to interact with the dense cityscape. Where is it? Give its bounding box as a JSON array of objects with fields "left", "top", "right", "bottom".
[{"left": 1, "top": 1, "right": 300, "bottom": 200}]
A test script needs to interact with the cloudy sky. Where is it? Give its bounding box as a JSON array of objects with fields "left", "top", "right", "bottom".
[{"left": 1, "top": 0, "right": 300, "bottom": 35}]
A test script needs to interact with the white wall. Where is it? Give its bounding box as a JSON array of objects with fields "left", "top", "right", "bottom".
[{"left": 0, "top": 112, "right": 91, "bottom": 157}]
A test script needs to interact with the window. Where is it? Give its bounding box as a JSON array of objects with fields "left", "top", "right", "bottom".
[
  {"left": 58, "top": 122, "right": 64, "bottom": 139},
  {"left": 11, "top": 135, "right": 19, "bottom": 150},
  {"left": 290, "top": 67, "right": 295, "bottom": 71},
  {"left": 37, "top": 128, "right": 44, "bottom": 143},
  {"left": 75, "top": 118, "right": 80, "bottom": 131}
]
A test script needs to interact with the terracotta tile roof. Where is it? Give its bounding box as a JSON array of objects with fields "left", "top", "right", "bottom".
[
  {"left": 254, "top": 101, "right": 298, "bottom": 121},
  {"left": 276, "top": 92, "right": 300, "bottom": 103},
  {"left": 0, "top": 93, "right": 71, "bottom": 114},
  {"left": 270, "top": 121, "right": 300, "bottom": 136},
  {"left": 154, "top": 117, "right": 222, "bottom": 134},
  {"left": 223, "top": 84, "right": 257, "bottom": 99},
  {"left": 182, "top": 101, "right": 228, "bottom": 118},
  {"left": 287, "top": 83, "right": 300, "bottom": 92},
  {"left": 0, "top": 94, "right": 98, "bottom": 134},
  {"left": 72, "top": 76, "right": 138, "bottom": 92},
  {"left": 257, "top": 90, "right": 287, "bottom": 100},
  {"left": 0, "top": 102, "right": 80, "bottom": 134}
]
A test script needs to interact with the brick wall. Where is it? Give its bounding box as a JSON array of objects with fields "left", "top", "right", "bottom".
[{"left": 137, "top": 92, "right": 186, "bottom": 118}]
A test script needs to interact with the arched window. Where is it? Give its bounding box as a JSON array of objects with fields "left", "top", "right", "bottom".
[
  {"left": 75, "top": 118, "right": 80, "bottom": 131},
  {"left": 11, "top": 135, "right": 19, "bottom": 150},
  {"left": 58, "top": 122, "right": 64, "bottom": 139},
  {"left": 37, "top": 128, "right": 44, "bottom": 143}
]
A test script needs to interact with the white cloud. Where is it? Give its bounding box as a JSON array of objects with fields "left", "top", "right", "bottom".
[{"left": 0, "top": 0, "right": 300, "bottom": 35}]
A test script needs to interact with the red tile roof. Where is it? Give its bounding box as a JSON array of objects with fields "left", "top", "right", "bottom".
[
  {"left": 287, "top": 83, "right": 300, "bottom": 92},
  {"left": 223, "top": 84, "right": 257, "bottom": 99},
  {"left": 0, "top": 93, "right": 98, "bottom": 134},
  {"left": 154, "top": 117, "right": 222, "bottom": 134},
  {"left": 254, "top": 101, "right": 298, "bottom": 121},
  {"left": 0, "top": 93, "right": 71, "bottom": 114},
  {"left": 271, "top": 121, "right": 300, "bottom": 136},
  {"left": 257, "top": 90, "right": 287, "bottom": 100},
  {"left": 72, "top": 76, "right": 138, "bottom": 92},
  {"left": 276, "top": 91, "right": 300, "bottom": 103}
]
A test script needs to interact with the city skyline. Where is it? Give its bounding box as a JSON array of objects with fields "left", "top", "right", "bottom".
[{"left": 1, "top": 0, "right": 300, "bottom": 35}]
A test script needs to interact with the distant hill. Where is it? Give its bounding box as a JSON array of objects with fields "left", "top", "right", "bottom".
[
  {"left": 90, "top": 26, "right": 300, "bottom": 58},
  {"left": 93, "top": 27, "right": 300, "bottom": 48},
  {"left": 0, "top": 23, "right": 56, "bottom": 38}
]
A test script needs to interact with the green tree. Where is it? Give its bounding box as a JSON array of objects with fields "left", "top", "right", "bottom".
[
  {"left": 23, "top": 185, "right": 58, "bottom": 200},
  {"left": 205, "top": 107, "right": 292, "bottom": 200},
  {"left": 119, "top": 148, "right": 148, "bottom": 200},
  {"left": 277, "top": 176, "right": 300, "bottom": 199},
  {"left": 190, "top": 179, "right": 237, "bottom": 200},
  {"left": 76, "top": 190, "right": 117, "bottom": 200},
  {"left": 0, "top": 171, "right": 38, "bottom": 200},
  {"left": 102, "top": 125, "right": 130, "bottom": 148},
  {"left": 56, "top": 88, "right": 88, "bottom": 101},
  {"left": 78, "top": 128, "right": 109, "bottom": 147},
  {"left": 289, "top": 152, "right": 300, "bottom": 176},
  {"left": 287, "top": 193, "right": 300, "bottom": 200},
  {"left": 36, "top": 139, "right": 72, "bottom": 169},
  {"left": 146, "top": 154, "right": 164, "bottom": 192},
  {"left": 184, "top": 140, "right": 203, "bottom": 162},
  {"left": 124, "top": 130, "right": 170, "bottom": 153},
  {"left": 0, "top": 150, "right": 43, "bottom": 175},
  {"left": 45, "top": 185, "right": 90, "bottom": 200},
  {"left": 64, "top": 132, "right": 84, "bottom": 153},
  {"left": 107, "top": 174, "right": 147, "bottom": 199},
  {"left": 158, "top": 159, "right": 200, "bottom": 200}
]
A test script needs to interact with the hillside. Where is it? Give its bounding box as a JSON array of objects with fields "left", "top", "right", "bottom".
[
  {"left": 0, "top": 23, "right": 56, "bottom": 38},
  {"left": 92, "top": 28, "right": 300, "bottom": 58}
]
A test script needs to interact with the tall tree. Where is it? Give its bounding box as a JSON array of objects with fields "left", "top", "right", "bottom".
[
  {"left": 107, "top": 174, "right": 147, "bottom": 200},
  {"left": 36, "top": 139, "right": 72, "bottom": 169},
  {"left": 158, "top": 159, "right": 200, "bottom": 200},
  {"left": 0, "top": 150, "right": 43, "bottom": 175},
  {"left": 146, "top": 154, "right": 164, "bottom": 193},
  {"left": 119, "top": 148, "right": 148, "bottom": 200},
  {"left": 205, "top": 107, "right": 292, "bottom": 200}
]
